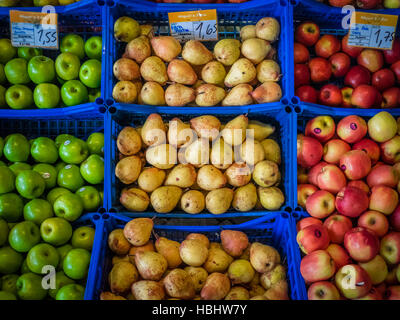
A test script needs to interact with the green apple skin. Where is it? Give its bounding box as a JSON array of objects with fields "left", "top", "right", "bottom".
[
  {"left": 0, "top": 193, "right": 24, "bottom": 222},
  {"left": 49, "top": 271, "right": 75, "bottom": 299},
  {"left": 0, "top": 64, "right": 6, "bottom": 84},
  {"left": 0, "top": 246, "right": 23, "bottom": 274},
  {"left": 27, "top": 243, "right": 59, "bottom": 274},
  {"left": 1, "top": 274, "right": 18, "bottom": 295},
  {"left": 384, "top": 0, "right": 400, "bottom": 8},
  {"left": 0, "top": 218, "right": 9, "bottom": 246},
  {"left": 55, "top": 134, "right": 74, "bottom": 149},
  {"left": 16, "top": 273, "right": 47, "bottom": 300},
  {"left": 60, "top": 34, "right": 85, "bottom": 60},
  {"left": 0, "top": 166, "right": 15, "bottom": 194},
  {"left": 60, "top": 80, "right": 88, "bottom": 106},
  {"left": 96, "top": 185, "right": 103, "bottom": 204},
  {"left": 80, "top": 154, "right": 104, "bottom": 185},
  {"left": 15, "top": 170, "right": 46, "bottom": 199},
  {"left": 59, "top": 138, "right": 89, "bottom": 164},
  {"left": 0, "top": 39, "right": 17, "bottom": 64},
  {"left": 79, "top": 59, "right": 101, "bottom": 89},
  {"left": 56, "top": 244, "right": 73, "bottom": 270},
  {"left": 4, "top": 58, "right": 30, "bottom": 84},
  {"left": 53, "top": 193, "right": 84, "bottom": 222},
  {"left": 4, "top": 133, "right": 30, "bottom": 162},
  {"left": 33, "top": 83, "right": 60, "bottom": 109},
  {"left": 31, "top": 137, "right": 59, "bottom": 164},
  {"left": 9, "top": 162, "right": 31, "bottom": 176},
  {"left": 5, "top": 84, "right": 33, "bottom": 109},
  {"left": 56, "top": 283, "right": 84, "bottom": 300},
  {"left": 46, "top": 187, "right": 71, "bottom": 206},
  {"left": 17, "top": 47, "right": 42, "bottom": 61},
  {"left": 40, "top": 217, "right": 72, "bottom": 246},
  {"left": 0, "top": 85, "right": 6, "bottom": 108},
  {"left": 0, "top": 291, "right": 17, "bottom": 300},
  {"left": 23, "top": 199, "right": 54, "bottom": 225},
  {"left": 0, "top": 161, "right": 6, "bottom": 167},
  {"left": 20, "top": 258, "right": 30, "bottom": 274},
  {"left": 88, "top": 87, "right": 101, "bottom": 103},
  {"left": 8, "top": 221, "right": 41, "bottom": 253},
  {"left": 76, "top": 186, "right": 101, "bottom": 212},
  {"left": 71, "top": 226, "right": 95, "bottom": 251},
  {"left": 27, "top": 56, "right": 56, "bottom": 84},
  {"left": 86, "top": 132, "right": 104, "bottom": 156},
  {"left": 63, "top": 248, "right": 90, "bottom": 280},
  {"left": 57, "top": 164, "right": 85, "bottom": 192},
  {"left": 84, "top": 36, "right": 102, "bottom": 61},
  {"left": 33, "top": 164, "right": 57, "bottom": 189},
  {"left": 55, "top": 52, "right": 81, "bottom": 81},
  {"left": 55, "top": 161, "right": 67, "bottom": 173}
]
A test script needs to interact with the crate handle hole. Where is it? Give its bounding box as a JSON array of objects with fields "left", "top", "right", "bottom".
[
  {"left": 284, "top": 206, "right": 292, "bottom": 213},
  {"left": 106, "top": 99, "right": 114, "bottom": 107},
  {"left": 291, "top": 96, "right": 300, "bottom": 104},
  {"left": 97, "top": 0, "right": 105, "bottom": 5},
  {"left": 109, "top": 207, "right": 117, "bottom": 213},
  {"left": 95, "top": 97, "right": 104, "bottom": 105},
  {"left": 93, "top": 214, "right": 101, "bottom": 221},
  {"left": 285, "top": 106, "right": 292, "bottom": 113},
  {"left": 109, "top": 106, "right": 117, "bottom": 114},
  {"left": 281, "top": 98, "right": 289, "bottom": 105},
  {"left": 295, "top": 206, "right": 302, "bottom": 212},
  {"left": 106, "top": 0, "right": 115, "bottom": 6},
  {"left": 294, "top": 106, "right": 302, "bottom": 113},
  {"left": 281, "top": 212, "right": 289, "bottom": 219},
  {"left": 293, "top": 212, "right": 299, "bottom": 219},
  {"left": 98, "top": 207, "right": 106, "bottom": 214},
  {"left": 103, "top": 213, "right": 110, "bottom": 220},
  {"left": 98, "top": 106, "right": 107, "bottom": 114}
]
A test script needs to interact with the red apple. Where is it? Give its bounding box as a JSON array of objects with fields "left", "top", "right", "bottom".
[
  {"left": 296, "top": 85, "right": 318, "bottom": 103},
  {"left": 344, "top": 65, "right": 371, "bottom": 88},
  {"left": 367, "top": 164, "right": 399, "bottom": 188},
  {"left": 324, "top": 214, "right": 353, "bottom": 244},
  {"left": 348, "top": 180, "right": 370, "bottom": 194},
  {"left": 335, "top": 264, "right": 372, "bottom": 299},
  {"left": 342, "top": 34, "right": 363, "bottom": 58},
  {"left": 323, "top": 139, "right": 351, "bottom": 164},
  {"left": 308, "top": 161, "right": 328, "bottom": 186},
  {"left": 297, "top": 184, "right": 318, "bottom": 208},
  {"left": 294, "top": 42, "right": 310, "bottom": 64},
  {"left": 390, "top": 205, "right": 400, "bottom": 232},
  {"left": 375, "top": 282, "right": 387, "bottom": 296},
  {"left": 329, "top": 52, "right": 351, "bottom": 78},
  {"left": 339, "top": 150, "right": 371, "bottom": 180},
  {"left": 306, "top": 190, "right": 336, "bottom": 219},
  {"left": 384, "top": 286, "right": 400, "bottom": 300},
  {"left": 381, "top": 136, "right": 400, "bottom": 164},
  {"left": 300, "top": 250, "right": 336, "bottom": 283},
  {"left": 382, "top": 87, "right": 400, "bottom": 108},
  {"left": 297, "top": 223, "right": 330, "bottom": 254},
  {"left": 295, "top": 22, "right": 320, "bottom": 47},
  {"left": 374, "top": 91, "right": 383, "bottom": 108},
  {"left": 383, "top": 39, "right": 400, "bottom": 64},
  {"left": 358, "top": 210, "right": 389, "bottom": 238},
  {"left": 319, "top": 84, "right": 342, "bottom": 107},
  {"left": 328, "top": 0, "right": 354, "bottom": 6},
  {"left": 353, "top": 138, "right": 380, "bottom": 165},
  {"left": 297, "top": 134, "right": 323, "bottom": 168},
  {"left": 315, "top": 34, "right": 341, "bottom": 59},
  {"left": 372, "top": 69, "right": 396, "bottom": 92},
  {"left": 326, "top": 243, "right": 353, "bottom": 268},
  {"left": 380, "top": 232, "right": 400, "bottom": 265},
  {"left": 356, "top": 0, "right": 381, "bottom": 9},
  {"left": 305, "top": 115, "right": 336, "bottom": 142},
  {"left": 357, "top": 49, "right": 384, "bottom": 73},
  {"left": 344, "top": 227, "right": 380, "bottom": 262},
  {"left": 309, "top": 57, "right": 332, "bottom": 83},
  {"left": 336, "top": 115, "right": 367, "bottom": 144},
  {"left": 341, "top": 87, "right": 354, "bottom": 108},
  {"left": 390, "top": 60, "right": 400, "bottom": 84},
  {"left": 296, "top": 216, "right": 323, "bottom": 231},
  {"left": 369, "top": 185, "right": 399, "bottom": 215},
  {"left": 351, "top": 84, "right": 379, "bottom": 109},
  {"left": 317, "top": 164, "right": 347, "bottom": 194},
  {"left": 294, "top": 63, "right": 310, "bottom": 88},
  {"left": 298, "top": 166, "right": 309, "bottom": 184},
  {"left": 335, "top": 186, "right": 369, "bottom": 218},
  {"left": 355, "top": 287, "right": 383, "bottom": 300},
  {"left": 307, "top": 281, "right": 340, "bottom": 300}
]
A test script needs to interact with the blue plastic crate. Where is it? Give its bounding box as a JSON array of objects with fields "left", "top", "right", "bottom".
[
  {"left": 104, "top": 0, "right": 293, "bottom": 109},
  {"left": 86, "top": 211, "right": 307, "bottom": 300},
  {"left": 0, "top": 0, "right": 106, "bottom": 118},
  {"left": 106, "top": 103, "right": 294, "bottom": 221}
]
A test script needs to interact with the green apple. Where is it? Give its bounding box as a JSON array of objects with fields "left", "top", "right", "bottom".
[
  {"left": 16, "top": 273, "right": 47, "bottom": 300},
  {"left": 88, "top": 87, "right": 101, "bottom": 103},
  {"left": 86, "top": 132, "right": 104, "bottom": 156},
  {"left": 4, "top": 58, "right": 30, "bottom": 84},
  {"left": 1, "top": 274, "right": 18, "bottom": 295},
  {"left": 75, "top": 186, "right": 101, "bottom": 211},
  {"left": 33, "top": 164, "right": 57, "bottom": 189},
  {"left": 59, "top": 137, "right": 89, "bottom": 164},
  {"left": 56, "top": 283, "right": 84, "bottom": 300},
  {"left": 27, "top": 56, "right": 55, "bottom": 84},
  {"left": 0, "top": 64, "right": 6, "bottom": 84},
  {"left": 80, "top": 154, "right": 104, "bottom": 185},
  {"left": 33, "top": 83, "right": 60, "bottom": 109},
  {"left": 8, "top": 221, "right": 41, "bottom": 253},
  {"left": 56, "top": 244, "right": 73, "bottom": 270},
  {"left": 0, "top": 218, "right": 9, "bottom": 246},
  {"left": 84, "top": 36, "right": 102, "bottom": 61},
  {"left": 57, "top": 164, "right": 84, "bottom": 191},
  {"left": 55, "top": 52, "right": 80, "bottom": 81},
  {"left": 0, "top": 246, "right": 23, "bottom": 274},
  {"left": 79, "top": 59, "right": 101, "bottom": 89},
  {"left": 20, "top": 258, "right": 30, "bottom": 274},
  {"left": 53, "top": 193, "right": 83, "bottom": 222},
  {"left": 46, "top": 187, "right": 71, "bottom": 206},
  {"left": 55, "top": 161, "right": 67, "bottom": 172},
  {"left": 0, "top": 39, "right": 17, "bottom": 64},
  {"left": 9, "top": 162, "right": 31, "bottom": 176},
  {"left": 60, "top": 80, "right": 88, "bottom": 106},
  {"left": 5, "top": 84, "right": 33, "bottom": 109},
  {"left": 17, "top": 47, "right": 42, "bottom": 61},
  {"left": 60, "top": 34, "right": 85, "bottom": 60},
  {"left": 0, "top": 291, "right": 16, "bottom": 300},
  {"left": 0, "top": 161, "right": 5, "bottom": 167},
  {"left": 0, "top": 193, "right": 24, "bottom": 222},
  {"left": 96, "top": 185, "right": 103, "bottom": 204},
  {"left": 24, "top": 198, "right": 54, "bottom": 225},
  {"left": 27, "top": 243, "right": 59, "bottom": 274},
  {"left": 34, "top": 0, "right": 58, "bottom": 5},
  {"left": 40, "top": 217, "right": 72, "bottom": 246},
  {"left": 0, "top": 85, "right": 6, "bottom": 108},
  {"left": 16, "top": 170, "right": 46, "bottom": 199},
  {"left": 0, "top": 166, "right": 15, "bottom": 194},
  {"left": 31, "top": 137, "right": 58, "bottom": 164},
  {"left": 71, "top": 226, "right": 95, "bottom": 251},
  {"left": 55, "top": 134, "right": 74, "bottom": 149},
  {"left": 3, "top": 133, "right": 30, "bottom": 162},
  {"left": 63, "top": 248, "right": 90, "bottom": 280},
  {"left": 49, "top": 271, "right": 74, "bottom": 299},
  {"left": 384, "top": 0, "right": 400, "bottom": 8}
]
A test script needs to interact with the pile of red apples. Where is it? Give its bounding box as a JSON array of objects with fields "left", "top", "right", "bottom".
[
  {"left": 297, "top": 111, "right": 400, "bottom": 300},
  {"left": 294, "top": 21, "right": 400, "bottom": 108}
]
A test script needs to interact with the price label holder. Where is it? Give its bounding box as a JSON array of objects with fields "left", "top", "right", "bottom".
[
  {"left": 10, "top": 10, "right": 58, "bottom": 49},
  {"left": 168, "top": 9, "right": 218, "bottom": 42},
  {"left": 347, "top": 11, "right": 398, "bottom": 50}
]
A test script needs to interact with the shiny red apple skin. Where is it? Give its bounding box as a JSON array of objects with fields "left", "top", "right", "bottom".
[
  {"left": 390, "top": 60, "right": 400, "bottom": 84},
  {"left": 323, "top": 139, "right": 351, "bottom": 164},
  {"left": 296, "top": 85, "right": 318, "bottom": 103},
  {"left": 344, "top": 227, "right": 380, "bottom": 263},
  {"left": 383, "top": 39, "right": 400, "bottom": 65},
  {"left": 319, "top": 84, "right": 342, "bottom": 107},
  {"left": 344, "top": 65, "right": 371, "bottom": 88},
  {"left": 329, "top": 52, "right": 351, "bottom": 78},
  {"left": 295, "top": 63, "right": 310, "bottom": 88},
  {"left": 357, "top": 49, "right": 384, "bottom": 73},
  {"left": 315, "top": 34, "right": 341, "bottom": 59},
  {"left": 335, "top": 186, "right": 369, "bottom": 218},
  {"left": 294, "top": 42, "right": 310, "bottom": 64},
  {"left": 351, "top": 84, "right": 379, "bottom": 109},
  {"left": 336, "top": 115, "right": 367, "bottom": 144},
  {"left": 382, "top": 87, "right": 400, "bottom": 108},
  {"left": 295, "top": 22, "right": 320, "bottom": 47},
  {"left": 297, "top": 134, "right": 324, "bottom": 168},
  {"left": 309, "top": 57, "right": 332, "bottom": 83},
  {"left": 372, "top": 69, "right": 396, "bottom": 92},
  {"left": 353, "top": 138, "right": 380, "bottom": 165},
  {"left": 342, "top": 34, "right": 363, "bottom": 58}
]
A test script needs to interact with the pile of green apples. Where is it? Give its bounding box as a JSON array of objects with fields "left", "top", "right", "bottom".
[
  {"left": 0, "top": 34, "right": 102, "bottom": 110},
  {"left": 0, "top": 131, "right": 104, "bottom": 300}
]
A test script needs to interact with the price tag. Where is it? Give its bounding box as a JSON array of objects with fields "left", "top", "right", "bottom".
[
  {"left": 168, "top": 9, "right": 218, "bottom": 42},
  {"left": 10, "top": 10, "right": 58, "bottom": 49},
  {"left": 347, "top": 11, "right": 398, "bottom": 50}
]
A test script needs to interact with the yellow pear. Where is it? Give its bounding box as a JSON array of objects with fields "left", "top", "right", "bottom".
[
  {"left": 117, "top": 126, "right": 142, "bottom": 156},
  {"left": 184, "top": 139, "right": 210, "bottom": 167},
  {"left": 256, "top": 60, "right": 281, "bottom": 82},
  {"left": 260, "top": 265, "right": 286, "bottom": 290},
  {"left": 201, "top": 61, "right": 226, "bottom": 86},
  {"left": 150, "top": 186, "right": 183, "bottom": 213},
  {"left": 164, "top": 163, "right": 197, "bottom": 188},
  {"left": 251, "top": 82, "right": 282, "bottom": 103},
  {"left": 241, "top": 38, "right": 271, "bottom": 64},
  {"left": 232, "top": 183, "right": 258, "bottom": 212},
  {"left": 165, "top": 84, "right": 196, "bottom": 107},
  {"left": 213, "top": 39, "right": 241, "bottom": 66},
  {"left": 180, "top": 190, "right": 205, "bottom": 214},
  {"left": 140, "top": 56, "right": 168, "bottom": 85},
  {"left": 167, "top": 59, "right": 197, "bottom": 85},
  {"left": 195, "top": 84, "right": 226, "bottom": 107},
  {"left": 197, "top": 165, "right": 227, "bottom": 191},
  {"left": 192, "top": 79, "right": 205, "bottom": 90},
  {"left": 180, "top": 239, "right": 208, "bottom": 267},
  {"left": 182, "top": 40, "right": 214, "bottom": 65},
  {"left": 100, "top": 292, "right": 127, "bottom": 300},
  {"left": 150, "top": 36, "right": 182, "bottom": 62},
  {"left": 240, "top": 25, "right": 256, "bottom": 41},
  {"left": 225, "top": 286, "right": 250, "bottom": 300},
  {"left": 115, "top": 155, "right": 142, "bottom": 184},
  {"left": 186, "top": 233, "right": 210, "bottom": 248},
  {"left": 200, "top": 273, "right": 231, "bottom": 300},
  {"left": 113, "top": 58, "right": 140, "bottom": 81},
  {"left": 109, "top": 261, "right": 139, "bottom": 294},
  {"left": 146, "top": 144, "right": 177, "bottom": 170},
  {"left": 114, "top": 16, "right": 140, "bottom": 42},
  {"left": 108, "top": 229, "right": 131, "bottom": 255},
  {"left": 261, "top": 139, "right": 281, "bottom": 164},
  {"left": 264, "top": 280, "right": 289, "bottom": 300},
  {"left": 120, "top": 187, "right": 150, "bottom": 212},
  {"left": 206, "top": 188, "right": 233, "bottom": 214},
  {"left": 140, "top": 82, "right": 166, "bottom": 106},
  {"left": 155, "top": 237, "right": 182, "bottom": 268},
  {"left": 131, "top": 280, "right": 165, "bottom": 300},
  {"left": 228, "top": 259, "right": 255, "bottom": 284},
  {"left": 168, "top": 118, "right": 194, "bottom": 148},
  {"left": 240, "top": 139, "right": 265, "bottom": 166},
  {"left": 221, "top": 115, "right": 248, "bottom": 146},
  {"left": 123, "top": 218, "right": 153, "bottom": 246},
  {"left": 137, "top": 167, "right": 166, "bottom": 192},
  {"left": 210, "top": 138, "right": 234, "bottom": 169},
  {"left": 222, "top": 84, "right": 254, "bottom": 106},
  {"left": 190, "top": 115, "right": 221, "bottom": 141},
  {"left": 125, "top": 35, "right": 151, "bottom": 64},
  {"left": 250, "top": 242, "right": 281, "bottom": 274},
  {"left": 184, "top": 267, "right": 208, "bottom": 292},
  {"left": 249, "top": 284, "right": 266, "bottom": 298},
  {"left": 258, "top": 186, "right": 284, "bottom": 210},
  {"left": 141, "top": 113, "right": 167, "bottom": 146},
  {"left": 248, "top": 120, "right": 275, "bottom": 141},
  {"left": 140, "top": 25, "right": 154, "bottom": 38},
  {"left": 112, "top": 81, "right": 137, "bottom": 103},
  {"left": 224, "top": 58, "right": 256, "bottom": 87},
  {"left": 203, "top": 248, "right": 233, "bottom": 273},
  {"left": 253, "top": 160, "right": 280, "bottom": 187},
  {"left": 255, "top": 17, "right": 280, "bottom": 42},
  {"left": 135, "top": 251, "right": 168, "bottom": 280},
  {"left": 225, "top": 162, "right": 252, "bottom": 187},
  {"left": 163, "top": 269, "right": 195, "bottom": 300}
]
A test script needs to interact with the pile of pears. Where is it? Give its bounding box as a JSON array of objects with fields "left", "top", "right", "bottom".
[
  {"left": 101, "top": 217, "right": 290, "bottom": 300},
  {"left": 112, "top": 16, "right": 282, "bottom": 107},
  {"left": 115, "top": 113, "right": 284, "bottom": 215}
]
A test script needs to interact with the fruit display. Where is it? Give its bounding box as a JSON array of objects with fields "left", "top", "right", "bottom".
[
  {"left": 0, "top": 0, "right": 82, "bottom": 6},
  {"left": 114, "top": 113, "right": 285, "bottom": 214},
  {"left": 315, "top": 0, "right": 400, "bottom": 9},
  {"left": 150, "top": 0, "right": 250, "bottom": 2},
  {"left": 297, "top": 111, "right": 400, "bottom": 300},
  {"left": 0, "top": 34, "right": 102, "bottom": 110},
  {"left": 294, "top": 21, "right": 400, "bottom": 108},
  {"left": 100, "top": 217, "right": 289, "bottom": 300},
  {"left": 112, "top": 16, "right": 282, "bottom": 107}
]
